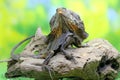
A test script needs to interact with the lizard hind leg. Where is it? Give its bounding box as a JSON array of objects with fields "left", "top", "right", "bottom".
[
  {"left": 61, "top": 48, "right": 77, "bottom": 64},
  {"left": 60, "top": 36, "right": 77, "bottom": 64}
]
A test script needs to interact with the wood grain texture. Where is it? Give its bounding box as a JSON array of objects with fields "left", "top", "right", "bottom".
[{"left": 5, "top": 28, "right": 120, "bottom": 80}]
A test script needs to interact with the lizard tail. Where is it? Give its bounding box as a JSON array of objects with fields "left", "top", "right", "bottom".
[
  {"left": 0, "top": 59, "right": 12, "bottom": 63},
  {"left": 11, "top": 35, "right": 35, "bottom": 60}
]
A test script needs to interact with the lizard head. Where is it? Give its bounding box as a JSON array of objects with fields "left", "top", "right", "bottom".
[{"left": 50, "top": 7, "right": 88, "bottom": 40}]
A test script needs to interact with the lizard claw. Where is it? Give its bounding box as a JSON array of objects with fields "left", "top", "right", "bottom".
[
  {"left": 64, "top": 54, "right": 78, "bottom": 64},
  {"left": 71, "top": 57, "right": 78, "bottom": 64},
  {"left": 42, "top": 65, "right": 55, "bottom": 80}
]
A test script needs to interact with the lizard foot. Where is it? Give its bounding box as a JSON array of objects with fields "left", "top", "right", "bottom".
[
  {"left": 42, "top": 65, "right": 55, "bottom": 80},
  {"left": 64, "top": 54, "right": 78, "bottom": 64}
]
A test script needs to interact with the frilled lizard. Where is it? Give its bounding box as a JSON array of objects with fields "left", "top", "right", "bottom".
[
  {"left": 42, "top": 7, "right": 88, "bottom": 66},
  {"left": 0, "top": 7, "right": 88, "bottom": 68},
  {"left": 0, "top": 7, "right": 88, "bottom": 80}
]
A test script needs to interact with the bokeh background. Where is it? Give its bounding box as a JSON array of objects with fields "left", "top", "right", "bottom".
[{"left": 0, "top": 0, "right": 120, "bottom": 80}]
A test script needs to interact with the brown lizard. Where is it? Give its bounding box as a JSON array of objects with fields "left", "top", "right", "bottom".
[
  {"left": 0, "top": 8, "right": 88, "bottom": 65},
  {"left": 1, "top": 7, "right": 88, "bottom": 80},
  {"left": 42, "top": 7, "right": 88, "bottom": 68}
]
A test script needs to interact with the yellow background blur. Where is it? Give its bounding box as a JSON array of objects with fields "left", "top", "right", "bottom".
[{"left": 0, "top": 0, "right": 120, "bottom": 59}]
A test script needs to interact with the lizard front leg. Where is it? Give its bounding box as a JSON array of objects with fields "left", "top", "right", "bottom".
[
  {"left": 41, "top": 50, "right": 56, "bottom": 73},
  {"left": 41, "top": 51, "right": 55, "bottom": 80},
  {"left": 73, "top": 35, "right": 89, "bottom": 48},
  {"left": 42, "top": 50, "right": 54, "bottom": 65}
]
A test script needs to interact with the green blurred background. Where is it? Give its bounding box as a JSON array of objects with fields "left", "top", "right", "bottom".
[{"left": 0, "top": 0, "right": 120, "bottom": 80}]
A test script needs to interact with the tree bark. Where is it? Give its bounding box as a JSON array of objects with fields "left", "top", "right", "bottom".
[{"left": 5, "top": 28, "right": 120, "bottom": 80}]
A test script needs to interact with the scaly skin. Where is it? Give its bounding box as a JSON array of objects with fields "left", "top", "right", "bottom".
[
  {"left": 43, "top": 7, "right": 88, "bottom": 66},
  {"left": 0, "top": 35, "right": 35, "bottom": 63},
  {"left": 11, "top": 35, "right": 35, "bottom": 61}
]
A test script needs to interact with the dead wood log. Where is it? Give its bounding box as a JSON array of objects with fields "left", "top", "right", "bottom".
[{"left": 5, "top": 28, "right": 120, "bottom": 80}]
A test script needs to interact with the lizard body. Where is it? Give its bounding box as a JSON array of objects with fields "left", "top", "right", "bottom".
[
  {"left": 0, "top": 8, "right": 88, "bottom": 65},
  {"left": 43, "top": 7, "right": 88, "bottom": 65},
  {"left": 1, "top": 8, "right": 88, "bottom": 80}
]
